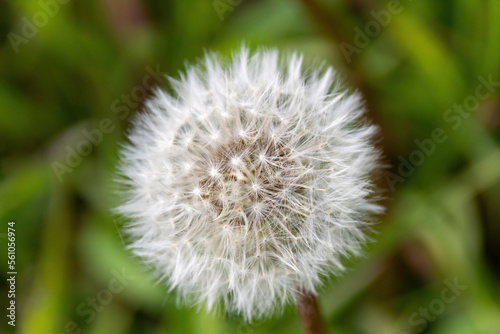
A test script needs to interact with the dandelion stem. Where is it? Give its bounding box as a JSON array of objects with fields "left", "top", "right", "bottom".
[{"left": 296, "top": 288, "right": 327, "bottom": 334}]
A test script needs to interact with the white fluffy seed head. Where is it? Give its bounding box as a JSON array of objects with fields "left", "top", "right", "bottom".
[{"left": 117, "top": 47, "right": 383, "bottom": 321}]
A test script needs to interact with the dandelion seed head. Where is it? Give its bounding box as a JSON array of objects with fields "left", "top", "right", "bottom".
[{"left": 117, "top": 47, "right": 383, "bottom": 321}]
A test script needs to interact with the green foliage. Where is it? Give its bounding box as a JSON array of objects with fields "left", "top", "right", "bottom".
[{"left": 0, "top": 0, "right": 499, "bottom": 333}]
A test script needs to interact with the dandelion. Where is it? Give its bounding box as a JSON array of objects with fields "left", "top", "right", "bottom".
[{"left": 117, "top": 47, "right": 383, "bottom": 329}]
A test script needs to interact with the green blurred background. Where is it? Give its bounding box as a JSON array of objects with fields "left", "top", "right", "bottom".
[{"left": 1, "top": 0, "right": 500, "bottom": 333}]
